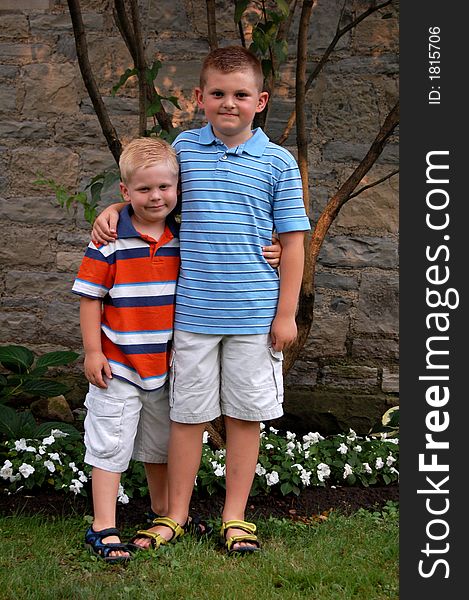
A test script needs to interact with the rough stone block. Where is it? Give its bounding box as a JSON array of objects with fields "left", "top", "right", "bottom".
[
  {"left": 0, "top": 14, "right": 29, "bottom": 38},
  {"left": 355, "top": 271, "right": 399, "bottom": 334},
  {"left": 382, "top": 367, "right": 399, "bottom": 393},
  {"left": 0, "top": 196, "right": 75, "bottom": 224},
  {"left": 21, "top": 63, "right": 79, "bottom": 116},
  {"left": 56, "top": 251, "right": 84, "bottom": 272},
  {"left": 5, "top": 271, "right": 74, "bottom": 298},
  {"left": 0, "top": 120, "right": 51, "bottom": 139},
  {"left": 42, "top": 301, "right": 81, "bottom": 346},
  {"left": 351, "top": 338, "right": 399, "bottom": 360},
  {"left": 0, "top": 312, "right": 40, "bottom": 344},
  {"left": 0, "top": 84, "right": 16, "bottom": 112},
  {"left": 0, "top": 228, "right": 54, "bottom": 266},
  {"left": 9, "top": 146, "right": 79, "bottom": 195},
  {"left": 323, "top": 141, "right": 399, "bottom": 165},
  {"left": 315, "top": 271, "right": 359, "bottom": 291},
  {"left": 319, "top": 235, "right": 398, "bottom": 269},
  {"left": 0, "top": 43, "right": 50, "bottom": 63},
  {"left": 320, "top": 364, "right": 379, "bottom": 392},
  {"left": 303, "top": 314, "right": 349, "bottom": 358}
]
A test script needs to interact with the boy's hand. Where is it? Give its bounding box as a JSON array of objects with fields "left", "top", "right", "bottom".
[
  {"left": 262, "top": 236, "right": 282, "bottom": 268},
  {"left": 270, "top": 314, "right": 297, "bottom": 351},
  {"left": 84, "top": 351, "right": 112, "bottom": 388},
  {"left": 91, "top": 206, "right": 121, "bottom": 245}
]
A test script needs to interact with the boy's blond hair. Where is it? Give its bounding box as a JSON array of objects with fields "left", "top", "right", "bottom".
[
  {"left": 199, "top": 46, "right": 264, "bottom": 91},
  {"left": 119, "top": 137, "right": 179, "bottom": 184}
]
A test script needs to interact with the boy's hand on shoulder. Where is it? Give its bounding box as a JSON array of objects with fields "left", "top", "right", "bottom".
[
  {"left": 91, "top": 205, "right": 121, "bottom": 245},
  {"left": 270, "top": 315, "right": 297, "bottom": 351},
  {"left": 84, "top": 351, "right": 112, "bottom": 388}
]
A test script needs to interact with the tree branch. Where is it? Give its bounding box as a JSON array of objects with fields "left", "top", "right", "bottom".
[
  {"left": 277, "top": 0, "right": 393, "bottom": 145},
  {"left": 348, "top": 168, "right": 399, "bottom": 200},
  {"left": 206, "top": 0, "right": 218, "bottom": 50},
  {"left": 283, "top": 100, "right": 399, "bottom": 373},
  {"left": 130, "top": 0, "right": 147, "bottom": 135},
  {"left": 67, "top": 0, "right": 122, "bottom": 164}
]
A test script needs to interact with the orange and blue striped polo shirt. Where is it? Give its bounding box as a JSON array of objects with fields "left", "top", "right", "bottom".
[{"left": 72, "top": 205, "right": 180, "bottom": 391}]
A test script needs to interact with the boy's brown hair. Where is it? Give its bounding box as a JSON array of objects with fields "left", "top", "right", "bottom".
[
  {"left": 119, "top": 137, "right": 179, "bottom": 184},
  {"left": 199, "top": 45, "right": 264, "bottom": 91}
]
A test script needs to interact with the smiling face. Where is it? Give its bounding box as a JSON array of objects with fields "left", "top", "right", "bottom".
[
  {"left": 195, "top": 68, "right": 269, "bottom": 148},
  {"left": 119, "top": 162, "right": 179, "bottom": 234}
]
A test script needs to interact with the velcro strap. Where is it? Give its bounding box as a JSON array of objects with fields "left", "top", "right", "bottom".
[{"left": 221, "top": 520, "right": 257, "bottom": 536}]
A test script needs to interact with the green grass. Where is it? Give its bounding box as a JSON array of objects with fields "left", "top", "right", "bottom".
[{"left": 0, "top": 504, "right": 398, "bottom": 600}]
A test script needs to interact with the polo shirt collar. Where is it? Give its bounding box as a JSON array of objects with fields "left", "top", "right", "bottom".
[
  {"left": 116, "top": 204, "right": 179, "bottom": 240},
  {"left": 198, "top": 123, "right": 269, "bottom": 157}
]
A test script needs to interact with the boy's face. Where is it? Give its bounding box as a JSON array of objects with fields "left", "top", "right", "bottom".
[
  {"left": 120, "top": 163, "right": 179, "bottom": 229},
  {"left": 195, "top": 68, "right": 268, "bottom": 148}
]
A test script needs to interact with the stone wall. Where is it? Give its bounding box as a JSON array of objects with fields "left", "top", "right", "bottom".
[{"left": 0, "top": 0, "right": 399, "bottom": 434}]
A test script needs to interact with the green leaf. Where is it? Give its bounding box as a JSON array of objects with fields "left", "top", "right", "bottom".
[
  {"left": 0, "top": 345, "right": 35, "bottom": 374},
  {"left": 102, "top": 169, "right": 120, "bottom": 190},
  {"left": 166, "top": 96, "right": 181, "bottom": 110},
  {"left": 36, "top": 351, "right": 79, "bottom": 369},
  {"left": 111, "top": 67, "right": 138, "bottom": 96},
  {"left": 234, "top": 0, "right": 250, "bottom": 23},
  {"left": 21, "top": 379, "right": 70, "bottom": 397},
  {"left": 145, "top": 60, "right": 162, "bottom": 84},
  {"left": 274, "top": 0, "right": 290, "bottom": 17},
  {"left": 280, "top": 482, "right": 293, "bottom": 495},
  {"left": 146, "top": 96, "right": 163, "bottom": 117},
  {"left": 35, "top": 421, "right": 82, "bottom": 440},
  {"left": 0, "top": 406, "right": 37, "bottom": 439}
]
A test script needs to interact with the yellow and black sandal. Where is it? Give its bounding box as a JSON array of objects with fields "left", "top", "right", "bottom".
[
  {"left": 220, "top": 520, "right": 261, "bottom": 555},
  {"left": 128, "top": 516, "right": 185, "bottom": 551}
]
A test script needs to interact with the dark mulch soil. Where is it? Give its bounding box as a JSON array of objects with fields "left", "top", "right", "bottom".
[{"left": 0, "top": 484, "right": 398, "bottom": 527}]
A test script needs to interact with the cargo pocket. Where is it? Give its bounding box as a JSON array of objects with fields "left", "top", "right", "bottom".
[
  {"left": 269, "top": 347, "right": 284, "bottom": 403},
  {"left": 84, "top": 393, "right": 125, "bottom": 458}
]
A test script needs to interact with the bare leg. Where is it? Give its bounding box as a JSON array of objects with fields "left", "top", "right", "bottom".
[
  {"left": 144, "top": 462, "right": 168, "bottom": 516},
  {"left": 91, "top": 467, "right": 130, "bottom": 558},
  {"left": 132, "top": 422, "right": 206, "bottom": 549},
  {"left": 222, "top": 417, "right": 260, "bottom": 550}
]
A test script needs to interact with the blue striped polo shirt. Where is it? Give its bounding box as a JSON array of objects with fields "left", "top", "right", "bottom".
[{"left": 172, "top": 124, "right": 311, "bottom": 334}]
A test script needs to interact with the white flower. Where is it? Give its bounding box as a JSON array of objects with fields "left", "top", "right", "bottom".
[
  {"left": 260, "top": 422, "right": 265, "bottom": 431},
  {"left": 265, "top": 471, "right": 279, "bottom": 486},
  {"left": 38, "top": 446, "right": 46, "bottom": 455},
  {"left": 293, "top": 463, "right": 303, "bottom": 471},
  {"left": 50, "top": 429, "right": 68, "bottom": 438},
  {"left": 19, "top": 463, "right": 35, "bottom": 478},
  {"left": 68, "top": 462, "right": 78, "bottom": 472},
  {"left": 0, "top": 460, "right": 13, "bottom": 479},
  {"left": 384, "top": 438, "right": 399, "bottom": 445},
  {"left": 386, "top": 455, "right": 396, "bottom": 467},
  {"left": 202, "top": 431, "right": 209, "bottom": 444},
  {"left": 42, "top": 435, "right": 55, "bottom": 446},
  {"left": 363, "top": 462, "right": 372, "bottom": 474},
  {"left": 353, "top": 445, "right": 362, "bottom": 453},
  {"left": 338, "top": 443, "right": 348, "bottom": 455},
  {"left": 117, "top": 483, "right": 129, "bottom": 504},
  {"left": 304, "top": 450, "right": 310, "bottom": 459},
  {"left": 214, "top": 464, "right": 225, "bottom": 477},
  {"left": 9, "top": 474, "right": 21, "bottom": 483},
  {"left": 347, "top": 429, "right": 357, "bottom": 441},
  {"left": 300, "top": 470, "right": 312, "bottom": 486},
  {"left": 14, "top": 439, "right": 27, "bottom": 451},
  {"left": 69, "top": 479, "right": 83, "bottom": 494},
  {"left": 317, "top": 463, "right": 331, "bottom": 482},
  {"left": 286, "top": 431, "right": 296, "bottom": 441},
  {"left": 265, "top": 443, "right": 274, "bottom": 450},
  {"left": 25, "top": 445, "right": 36, "bottom": 453},
  {"left": 77, "top": 471, "right": 88, "bottom": 483},
  {"left": 375, "top": 457, "right": 384, "bottom": 469},
  {"left": 303, "top": 432, "right": 323, "bottom": 445},
  {"left": 43, "top": 460, "right": 56, "bottom": 473},
  {"left": 389, "top": 467, "right": 399, "bottom": 480},
  {"left": 269, "top": 427, "right": 279, "bottom": 434},
  {"left": 255, "top": 464, "right": 266, "bottom": 476},
  {"left": 343, "top": 464, "right": 353, "bottom": 479},
  {"left": 48, "top": 452, "right": 62, "bottom": 464}
]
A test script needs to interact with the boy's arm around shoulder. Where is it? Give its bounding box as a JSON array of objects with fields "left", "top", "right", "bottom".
[
  {"left": 79, "top": 297, "right": 112, "bottom": 389},
  {"left": 270, "top": 230, "right": 305, "bottom": 352},
  {"left": 91, "top": 201, "right": 127, "bottom": 245}
]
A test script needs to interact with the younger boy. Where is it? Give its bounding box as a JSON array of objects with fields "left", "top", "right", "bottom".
[
  {"left": 92, "top": 46, "right": 310, "bottom": 554},
  {"left": 72, "top": 137, "right": 180, "bottom": 562}
]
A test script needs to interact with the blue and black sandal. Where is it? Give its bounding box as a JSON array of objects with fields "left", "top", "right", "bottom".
[{"left": 84, "top": 526, "right": 132, "bottom": 564}]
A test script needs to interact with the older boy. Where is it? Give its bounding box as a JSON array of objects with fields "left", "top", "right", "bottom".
[{"left": 93, "top": 46, "right": 310, "bottom": 554}]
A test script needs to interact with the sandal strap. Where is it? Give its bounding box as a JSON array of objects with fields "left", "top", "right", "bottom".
[
  {"left": 150, "top": 517, "right": 185, "bottom": 540},
  {"left": 86, "top": 526, "right": 122, "bottom": 541},
  {"left": 220, "top": 520, "right": 257, "bottom": 538},
  {"left": 132, "top": 530, "right": 168, "bottom": 548},
  {"left": 225, "top": 534, "right": 260, "bottom": 553}
]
